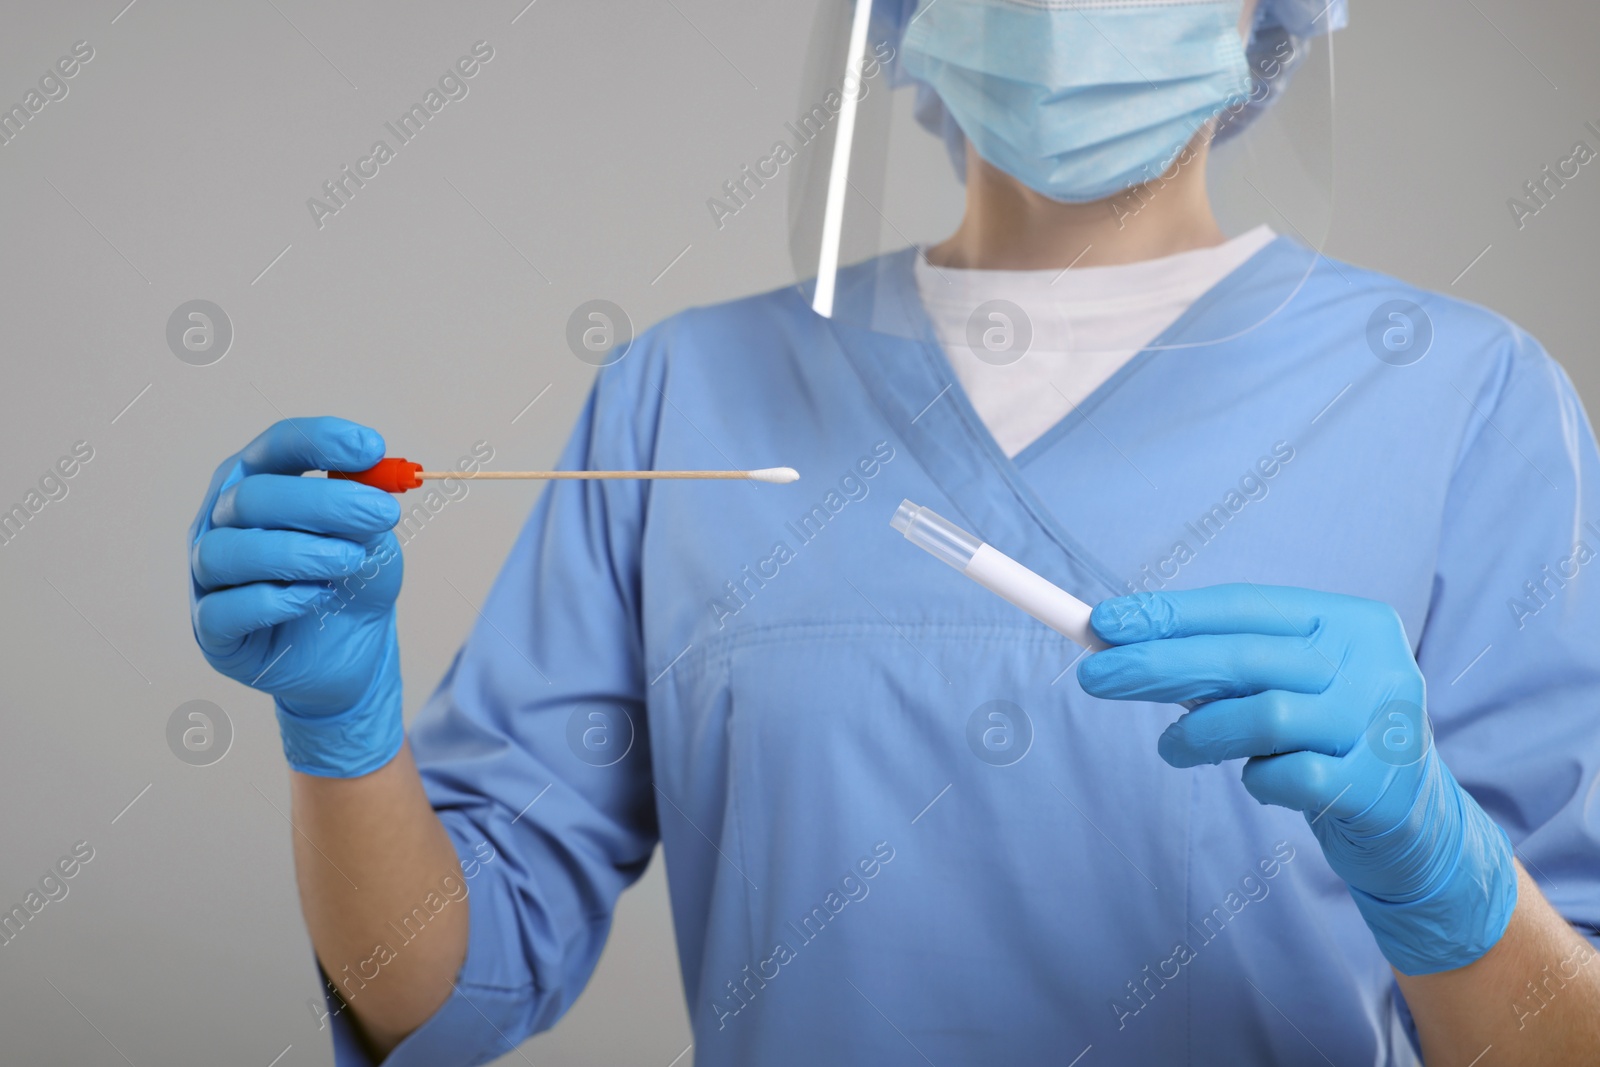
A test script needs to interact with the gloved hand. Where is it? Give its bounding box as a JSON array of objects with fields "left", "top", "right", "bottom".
[
  {"left": 1078, "top": 583, "right": 1517, "bottom": 975},
  {"left": 188, "top": 417, "right": 406, "bottom": 778}
]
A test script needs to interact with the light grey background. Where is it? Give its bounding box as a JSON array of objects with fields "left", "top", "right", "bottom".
[{"left": 1, "top": 2, "right": 1596, "bottom": 1064}]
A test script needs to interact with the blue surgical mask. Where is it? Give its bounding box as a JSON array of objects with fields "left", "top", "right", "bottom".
[{"left": 900, "top": 0, "right": 1253, "bottom": 203}]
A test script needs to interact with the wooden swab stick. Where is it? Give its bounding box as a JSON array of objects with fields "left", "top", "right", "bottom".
[
  {"left": 330, "top": 458, "right": 799, "bottom": 493},
  {"left": 416, "top": 469, "right": 799, "bottom": 482}
]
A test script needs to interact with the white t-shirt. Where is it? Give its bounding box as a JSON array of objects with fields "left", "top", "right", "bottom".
[{"left": 913, "top": 226, "right": 1276, "bottom": 457}]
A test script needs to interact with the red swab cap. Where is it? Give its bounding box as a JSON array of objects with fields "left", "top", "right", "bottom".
[{"left": 329, "top": 457, "right": 423, "bottom": 494}]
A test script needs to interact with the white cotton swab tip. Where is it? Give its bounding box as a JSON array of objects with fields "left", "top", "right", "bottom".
[{"left": 747, "top": 467, "right": 801, "bottom": 484}]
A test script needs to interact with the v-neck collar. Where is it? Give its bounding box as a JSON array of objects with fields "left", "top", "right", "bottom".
[
  {"left": 1008, "top": 235, "right": 1295, "bottom": 469},
  {"left": 823, "top": 237, "right": 1307, "bottom": 600}
]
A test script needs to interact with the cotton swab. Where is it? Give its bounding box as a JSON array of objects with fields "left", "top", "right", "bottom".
[{"left": 328, "top": 457, "right": 800, "bottom": 493}]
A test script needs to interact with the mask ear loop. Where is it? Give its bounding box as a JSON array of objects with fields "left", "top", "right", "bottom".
[{"left": 1213, "top": 21, "right": 1308, "bottom": 146}]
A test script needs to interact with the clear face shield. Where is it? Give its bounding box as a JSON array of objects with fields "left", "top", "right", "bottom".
[{"left": 787, "top": 0, "right": 1338, "bottom": 350}]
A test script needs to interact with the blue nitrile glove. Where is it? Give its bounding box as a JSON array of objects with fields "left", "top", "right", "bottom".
[
  {"left": 188, "top": 417, "right": 406, "bottom": 778},
  {"left": 1078, "top": 584, "right": 1518, "bottom": 975}
]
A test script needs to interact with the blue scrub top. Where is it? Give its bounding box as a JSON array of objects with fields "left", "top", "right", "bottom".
[{"left": 329, "top": 238, "right": 1600, "bottom": 1065}]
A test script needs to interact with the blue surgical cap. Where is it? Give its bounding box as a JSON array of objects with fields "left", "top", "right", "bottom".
[
  {"left": 879, "top": 0, "right": 1350, "bottom": 175},
  {"left": 1216, "top": 0, "right": 1349, "bottom": 143}
]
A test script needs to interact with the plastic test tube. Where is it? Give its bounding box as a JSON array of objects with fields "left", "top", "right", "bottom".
[{"left": 890, "top": 500, "right": 1107, "bottom": 652}]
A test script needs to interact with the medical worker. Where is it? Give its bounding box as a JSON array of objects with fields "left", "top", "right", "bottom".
[{"left": 189, "top": 0, "right": 1600, "bottom": 1063}]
